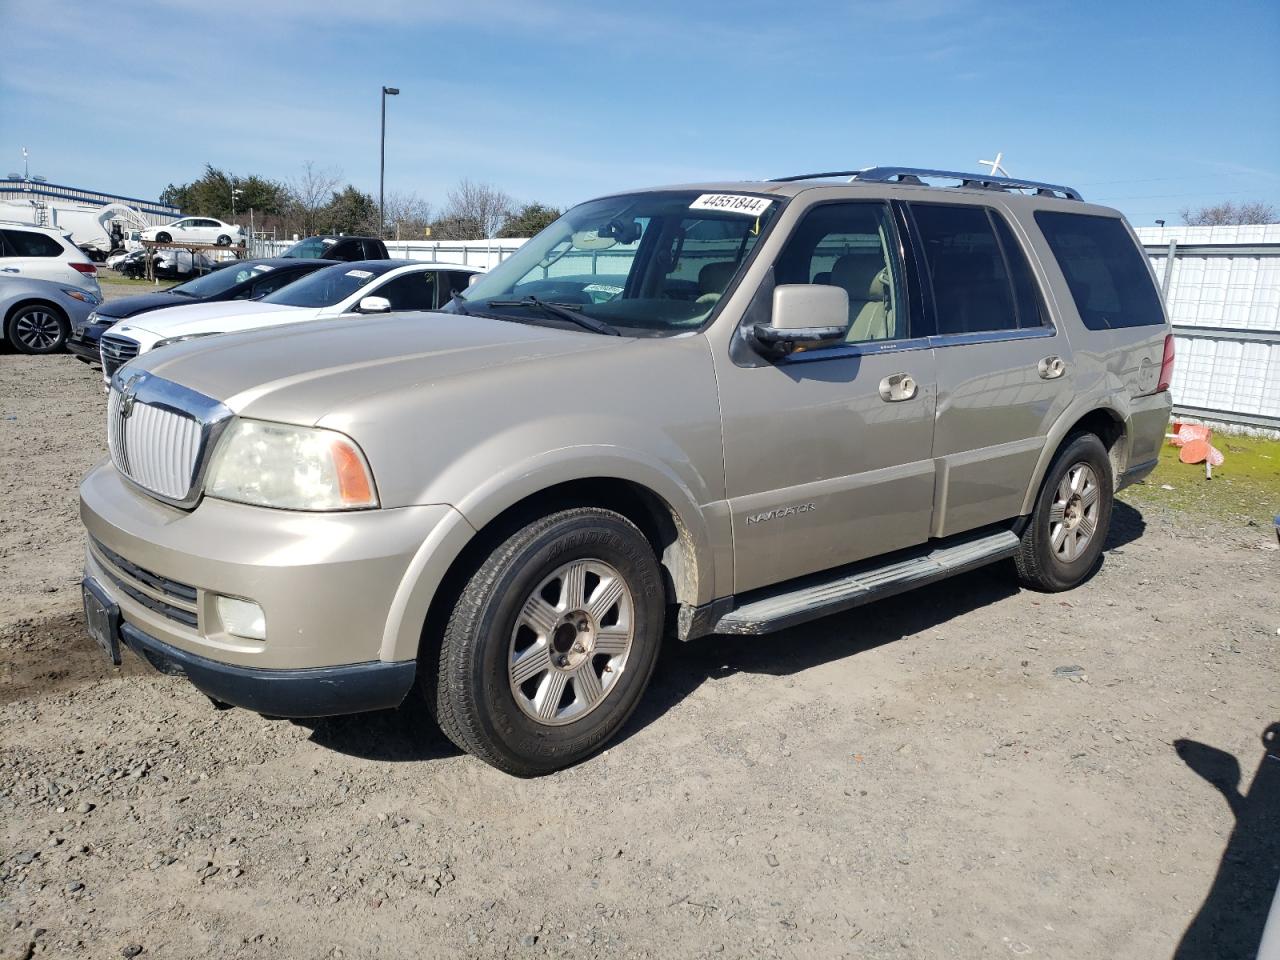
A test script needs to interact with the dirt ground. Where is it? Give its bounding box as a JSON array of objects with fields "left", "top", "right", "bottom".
[{"left": 1, "top": 342, "right": 1277, "bottom": 960}]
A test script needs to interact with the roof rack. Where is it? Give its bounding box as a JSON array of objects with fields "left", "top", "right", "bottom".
[{"left": 770, "top": 166, "right": 1083, "bottom": 201}]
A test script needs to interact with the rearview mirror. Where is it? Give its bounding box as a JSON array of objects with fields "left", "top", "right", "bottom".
[
  {"left": 752, "top": 284, "right": 849, "bottom": 356},
  {"left": 357, "top": 295, "right": 391, "bottom": 313}
]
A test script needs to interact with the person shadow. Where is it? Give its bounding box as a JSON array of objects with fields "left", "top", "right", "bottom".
[{"left": 1173, "top": 723, "right": 1280, "bottom": 959}]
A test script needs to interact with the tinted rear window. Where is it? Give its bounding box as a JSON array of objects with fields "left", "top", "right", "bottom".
[{"left": 1035, "top": 212, "right": 1164, "bottom": 330}]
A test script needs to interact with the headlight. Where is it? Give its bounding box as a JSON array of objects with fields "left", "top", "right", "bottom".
[
  {"left": 62, "top": 289, "right": 102, "bottom": 305},
  {"left": 206, "top": 419, "right": 379, "bottom": 511},
  {"left": 154, "top": 332, "right": 222, "bottom": 350}
]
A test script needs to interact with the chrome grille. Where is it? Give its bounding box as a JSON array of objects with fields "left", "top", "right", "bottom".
[
  {"left": 100, "top": 334, "right": 139, "bottom": 379},
  {"left": 105, "top": 371, "right": 233, "bottom": 508}
]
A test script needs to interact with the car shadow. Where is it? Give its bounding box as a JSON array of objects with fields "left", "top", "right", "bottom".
[
  {"left": 302, "top": 501, "right": 1150, "bottom": 765},
  {"left": 1172, "top": 723, "right": 1280, "bottom": 960}
]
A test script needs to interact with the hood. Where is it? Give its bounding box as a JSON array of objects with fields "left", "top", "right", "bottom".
[
  {"left": 133, "top": 312, "right": 624, "bottom": 425},
  {"left": 114, "top": 299, "right": 297, "bottom": 338},
  {"left": 94, "top": 290, "right": 189, "bottom": 320}
]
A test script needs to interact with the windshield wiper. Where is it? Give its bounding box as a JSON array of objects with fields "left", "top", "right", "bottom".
[
  {"left": 169, "top": 289, "right": 196, "bottom": 297},
  {"left": 486, "top": 296, "right": 621, "bottom": 336}
]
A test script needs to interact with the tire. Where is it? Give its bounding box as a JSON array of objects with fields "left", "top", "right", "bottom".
[
  {"left": 216, "top": 234, "right": 231, "bottom": 246},
  {"left": 1014, "top": 432, "right": 1114, "bottom": 592},
  {"left": 7, "top": 304, "right": 69, "bottom": 355},
  {"left": 428, "top": 507, "right": 665, "bottom": 776},
  {"left": 155, "top": 231, "right": 171, "bottom": 243}
]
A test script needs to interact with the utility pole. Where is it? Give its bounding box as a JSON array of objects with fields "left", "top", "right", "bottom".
[{"left": 380, "top": 85, "right": 400, "bottom": 239}]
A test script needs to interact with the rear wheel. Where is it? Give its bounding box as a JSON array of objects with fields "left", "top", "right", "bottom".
[
  {"left": 8, "top": 305, "right": 69, "bottom": 354},
  {"left": 428, "top": 507, "right": 664, "bottom": 776},
  {"left": 1014, "top": 433, "right": 1114, "bottom": 591}
]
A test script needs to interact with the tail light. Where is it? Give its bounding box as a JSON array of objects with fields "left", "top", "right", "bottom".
[
  {"left": 70, "top": 262, "right": 98, "bottom": 276},
  {"left": 1157, "top": 334, "right": 1175, "bottom": 393}
]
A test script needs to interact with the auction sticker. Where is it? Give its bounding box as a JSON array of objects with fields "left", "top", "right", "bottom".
[
  {"left": 690, "top": 194, "right": 773, "bottom": 216},
  {"left": 345, "top": 269, "right": 373, "bottom": 278}
]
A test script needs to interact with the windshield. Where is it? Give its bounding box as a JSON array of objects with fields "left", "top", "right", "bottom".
[
  {"left": 281, "top": 237, "right": 337, "bottom": 259},
  {"left": 454, "top": 190, "right": 781, "bottom": 335},
  {"left": 262, "top": 263, "right": 391, "bottom": 308},
  {"left": 169, "top": 263, "right": 274, "bottom": 298}
]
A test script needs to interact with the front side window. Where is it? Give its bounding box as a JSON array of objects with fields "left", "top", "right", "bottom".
[
  {"left": 374, "top": 271, "right": 436, "bottom": 311},
  {"left": 263, "top": 263, "right": 393, "bottom": 308},
  {"left": 911, "top": 203, "right": 1018, "bottom": 335},
  {"left": 1, "top": 229, "right": 64, "bottom": 257},
  {"left": 1034, "top": 211, "right": 1164, "bottom": 330},
  {"left": 453, "top": 190, "right": 781, "bottom": 336},
  {"left": 772, "top": 201, "right": 906, "bottom": 344}
]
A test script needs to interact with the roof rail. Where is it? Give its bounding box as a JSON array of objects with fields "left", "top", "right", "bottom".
[{"left": 770, "top": 166, "right": 1083, "bottom": 201}]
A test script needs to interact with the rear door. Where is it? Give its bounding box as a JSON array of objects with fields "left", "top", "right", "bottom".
[
  {"left": 1033, "top": 210, "right": 1172, "bottom": 469},
  {"left": 909, "top": 201, "right": 1073, "bottom": 537}
]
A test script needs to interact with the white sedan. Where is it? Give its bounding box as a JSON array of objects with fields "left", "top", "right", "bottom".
[
  {"left": 141, "top": 217, "right": 244, "bottom": 246},
  {"left": 98, "top": 260, "right": 481, "bottom": 381}
]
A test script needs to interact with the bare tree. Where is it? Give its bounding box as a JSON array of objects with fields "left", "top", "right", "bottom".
[
  {"left": 434, "top": 179, "right": 515, "bottom": 240},
  {"left": 288, "top": 161, "right": 343, "bottom": 236},
  {"left": 382, "top": 191, "right": 434, "bottom": 240},
  {"left": 1180, "top": 200, "right": 1278, "bottom": 226}
]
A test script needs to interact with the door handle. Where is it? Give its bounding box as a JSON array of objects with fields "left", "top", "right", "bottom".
[
  {"left": 1, "top": 267, "right": 19, "bottom": 273},
  {"left": 1038, "top": 356, "right": 1066, "bottom": 380},
  {"left": 879, "top": 372, "right": 918, "bottom": 402}
]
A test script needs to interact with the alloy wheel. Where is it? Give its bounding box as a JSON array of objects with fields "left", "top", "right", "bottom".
[
  {"left": 13, "top": 309, "right": 64, "bottom": 352},
  {"left": 508, "top": 558, "right": 634, "bottom": 726},
  {"left": 1048, "top": 462, "right": 1100, "bottom": 562}
]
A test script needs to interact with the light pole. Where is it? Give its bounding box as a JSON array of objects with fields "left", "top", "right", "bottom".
[
  {"left": 231, "top": 186, "right": 242, "bottom": 216},
  {"left": 380, "top": 85, "right": 400, "bottom": 239}
]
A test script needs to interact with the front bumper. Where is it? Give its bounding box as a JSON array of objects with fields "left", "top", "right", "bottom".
[
  {"left": 67, "top": 323, "right": 108, "bottom": 362},
  {"left": 116, "top": 617, "right": 415, "bottom": 716},
  {"left": 80, "top": 460, "right": 462, "bottom": 701}
]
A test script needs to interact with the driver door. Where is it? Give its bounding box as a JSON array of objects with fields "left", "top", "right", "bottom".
[{"left": 713, "top": 200, "right": 938, "bottom": 593}]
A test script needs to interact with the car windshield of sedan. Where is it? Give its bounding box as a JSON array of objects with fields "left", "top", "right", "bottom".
[
  {"left": 169, "top": 263, "right": 274, "bottom": 298},
  {"left": 261, "top": 263, "right": 393, "bottom": 308},
  {"left": 452, "top": 190, "right": 782, "bottom": 335}
]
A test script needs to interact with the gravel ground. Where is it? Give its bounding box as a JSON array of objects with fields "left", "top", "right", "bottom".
[{"left": 1, "top": 351, "right": 1277, "bottom": 960}]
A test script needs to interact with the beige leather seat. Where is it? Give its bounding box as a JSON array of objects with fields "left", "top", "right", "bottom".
[
  {"left": 830, "top": 253, "right": 893, "bottom": 342},
  {"left": 695, "top": 261, "right": 736, "bottom": 306}
]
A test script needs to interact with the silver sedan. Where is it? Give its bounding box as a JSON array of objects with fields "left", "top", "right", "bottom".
[{"left": 0, "top": 274, "right": 102, "bottom": 354}]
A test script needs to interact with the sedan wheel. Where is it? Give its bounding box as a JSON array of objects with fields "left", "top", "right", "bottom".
[
  {"left": 155, "top": 231, "right": 171, "bottom": 243},
  {"left": 9, "top": 306, "right": 68, "bottom": 354},
  {"left": 216, "top": 234, "right": 231, "bottom": 246}
]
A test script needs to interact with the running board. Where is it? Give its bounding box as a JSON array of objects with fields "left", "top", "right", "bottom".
[{"left": 711, "top": 529, "right": 1021, "bottom": 636}]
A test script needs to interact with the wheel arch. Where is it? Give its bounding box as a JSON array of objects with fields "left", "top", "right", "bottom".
[
  {"left": 1019, "top": 402, "right": 1129, "bottom": 516},
  {"left": 381, "top": 472, "right": 715, "bottom": 665}
]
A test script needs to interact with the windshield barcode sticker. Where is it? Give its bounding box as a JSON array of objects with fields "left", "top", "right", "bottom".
[{"left": 690, "top": 194, "right": 773, "bottom": 216}]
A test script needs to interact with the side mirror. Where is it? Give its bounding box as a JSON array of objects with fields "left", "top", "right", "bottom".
[
  {"left": 752, "top": 284, "right": 849, "bottom": 356},
  {"left": 357, "top": 295, "right": 391, "bottom": 313},
  {"left": 467, "top": 274, "right": 482, "bottom": 288}
]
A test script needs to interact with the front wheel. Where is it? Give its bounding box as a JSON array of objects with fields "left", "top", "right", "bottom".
[
  {"left": 428, "top": 507, "right": 665, "bottom": 776},
  {"left": 154, "top": 231, "right": 171, "bottom": 243},
  {"left": 216, "top": 234, "right": 231, "bottom": 246},
  {"left": 1014, "top": 432, "right": 1114, "bottom": 592},
  {"left": 8, "top": 305, "right": 69, "bottom": 354}
]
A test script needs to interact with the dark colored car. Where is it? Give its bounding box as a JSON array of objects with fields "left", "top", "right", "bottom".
[
  {"left": 279, "top": 236, "right": 390, "bottom": 262},
  {"left": 67, "top": 258, "right": 334, "bottom": 363}
]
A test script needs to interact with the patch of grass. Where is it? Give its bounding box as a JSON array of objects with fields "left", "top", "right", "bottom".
[
  {"left": 99, "top": 275, "right": 171, "bottom": 289},
  {"left": 1120, "top": 432, "right": 1280, "bottom": 527}
]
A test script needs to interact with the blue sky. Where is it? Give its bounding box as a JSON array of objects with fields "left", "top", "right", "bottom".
[{"left": 2, "top": 0, "right": 1277, "bottom": 226}]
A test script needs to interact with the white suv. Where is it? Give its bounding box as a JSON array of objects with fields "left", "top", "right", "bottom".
[{"left": 0, "top": 223, "right": 101, "bottom": 295}]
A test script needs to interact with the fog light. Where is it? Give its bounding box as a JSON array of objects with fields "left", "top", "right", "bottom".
[{"left": 215, "top": 596, "right": 266, "bottom": 640}]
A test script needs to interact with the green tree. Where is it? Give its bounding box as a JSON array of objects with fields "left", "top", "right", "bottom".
[
  {"left": 498, "top": 202, "right": 561, "bottom": 238},
  {"left": 320, "top": 186, "right": 378, "bottom": 235},
  {"left": 157, "top": 164, "right": 288, "bottom": 220}
]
